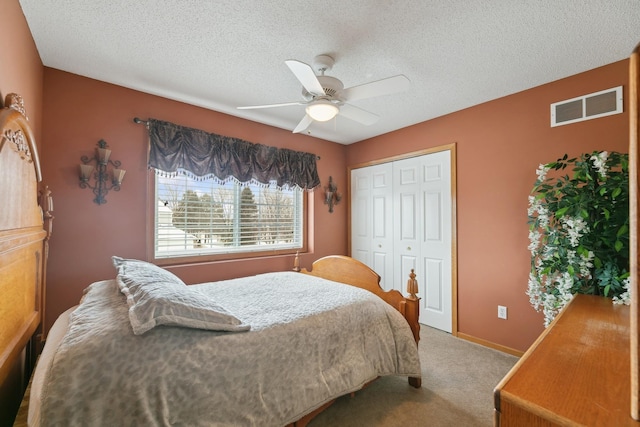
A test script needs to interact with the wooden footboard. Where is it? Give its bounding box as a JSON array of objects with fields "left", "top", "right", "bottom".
[
  {"left": 291, "top": 254, "right": 422, "bottom": 427},
  {"left": 298, "top": 254, "right": 422, "bottom": 383}
]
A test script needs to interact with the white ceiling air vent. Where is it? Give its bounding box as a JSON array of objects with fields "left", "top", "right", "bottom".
[{"left": 551, "top": 86, "right": 623, "bottom": 127}]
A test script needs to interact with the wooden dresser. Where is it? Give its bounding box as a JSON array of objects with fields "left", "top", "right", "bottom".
[{"left": 494, "top": 294, "right": 640, "bottom": 426}]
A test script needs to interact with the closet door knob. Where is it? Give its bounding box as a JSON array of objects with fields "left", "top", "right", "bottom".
[
  {"left": 378, "top": 244, "right": 382, "bottom": 248},
  {"left": 407, "top": 246, "right": 411, "bottom": 251}
]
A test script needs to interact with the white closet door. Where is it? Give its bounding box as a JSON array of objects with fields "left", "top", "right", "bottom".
[
  {"left": 350, "top": 163, "right": 394, "bottom": 290},
  {"left": 418, "top": 150, "right": 452, "bottom": 332},
  {"left": 393, "top": 157, "right": 422, "bottom": 295},
  {"left": 351, "top": 149, "right": 453, "bottom": 333}
]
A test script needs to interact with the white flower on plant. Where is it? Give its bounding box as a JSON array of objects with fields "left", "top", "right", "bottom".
[
  {"left": 557, "top": 272, "right": 574, "bottom": 300},
  {"left": 561, "top": 216, "right": 589, "bottom": 247},
  {"left": 528, "top": 230, "right": 541, "bottom": 252},
  {"left": 526, "top": 272, "right": 542, "bottom": 310},
  {"left": 538, "top": 214, "right": 549, "bottom": 228},
  {"left": 590, "top": 151, "right": 609, "bottom": 177},
  {"left": 527, "top": 195, "right": 537, "bottom": 216},
  {"left": 536, "top": 273, "right": 574, "bottom": 327},
  {"left": 528, "top": 200, "right": 550, "bottom": 228},
  {"left": 542, "top": 293, "right": 558, "bottom": 327},
  {"left": 535, "top": 163, "right": 550, "bottom": 182},
  {"left": 578, "top": 251, "right": 594, "bottom": 277},
  {"left": 541, "top": 243, "right": 555, "bottom": 262},
  {"left": 613, "top": 277, "right": 631, "bottom": 305}
]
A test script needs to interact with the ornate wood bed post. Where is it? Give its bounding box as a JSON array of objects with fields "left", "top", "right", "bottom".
[
  {"left": 292, "top": 251, "right": 301, "bottom": 272},
  {"left": 404, "top": 269, "right": 422, "bottom": 388},
  {"left": 404, "top": 269, "right": 421, "bottom": 345},
  {"left": 37, "top": 185, "right": 54, "bottom": 347}
]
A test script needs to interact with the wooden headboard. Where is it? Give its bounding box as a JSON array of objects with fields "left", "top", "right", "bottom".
[{"left": 0, "top": 93, "right": 51, "bottom": 424}]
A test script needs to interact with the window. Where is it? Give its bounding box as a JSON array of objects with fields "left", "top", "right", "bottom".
[
  {"left": 143, "top": 118, "right": 318, "bottom": 263},
  {"left": 154, "top": 174, "right": 304, "bottom": 260}
]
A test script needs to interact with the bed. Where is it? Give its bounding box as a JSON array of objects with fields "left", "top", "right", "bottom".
[
  {"left": 0, "top": 93, "right": 422, "bottom": 427},
  {"left": 26, "top": 255, "right": 421, "bottom": 426}
]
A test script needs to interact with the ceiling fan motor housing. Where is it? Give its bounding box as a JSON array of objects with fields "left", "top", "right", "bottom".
[{"left": 302, "top": 75, "right": 344, "bottom": 101}]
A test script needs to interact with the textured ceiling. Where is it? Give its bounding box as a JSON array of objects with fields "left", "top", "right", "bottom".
[{"left": 18, "top": 0, "right": 640, "bottom": 145}]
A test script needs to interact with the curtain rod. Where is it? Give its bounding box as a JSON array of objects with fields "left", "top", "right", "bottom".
[{"left": 133, "top": 117, "right": 320, "bottom": 160}]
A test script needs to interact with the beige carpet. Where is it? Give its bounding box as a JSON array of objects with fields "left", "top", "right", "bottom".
[{"left": 308, "top": 326, "right": 519, "bottom": 427}]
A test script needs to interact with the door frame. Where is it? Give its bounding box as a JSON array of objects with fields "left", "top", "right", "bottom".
[{"left": 347, "top": 142, "right": 458, "bottom": 336}]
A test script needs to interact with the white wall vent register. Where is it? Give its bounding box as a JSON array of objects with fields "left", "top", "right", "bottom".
[{"left": 551, "top": 86, "right": 623, "bottom": 127}]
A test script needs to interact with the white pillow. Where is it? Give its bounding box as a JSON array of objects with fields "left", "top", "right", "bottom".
[{"left": 112, "top": 256, "right": 250, "bottom": 335}]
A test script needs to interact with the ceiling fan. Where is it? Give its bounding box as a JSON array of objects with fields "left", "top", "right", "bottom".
[{"left": 238, "top": 54, "right": 410, "bottom": 134}]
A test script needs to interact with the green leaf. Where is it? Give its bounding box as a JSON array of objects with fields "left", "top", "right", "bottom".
[
  {"left": 556, "top": 206, "right": 569, "bottom": 217},
  {"left": 615, "top": 240, "right": 623, "bottom": 252},
  {"left": 612, "top": 187, "right": 622, "bottom": 198},
  {"left": 617, "top": 224, "right": 628, "bottom": 237}
]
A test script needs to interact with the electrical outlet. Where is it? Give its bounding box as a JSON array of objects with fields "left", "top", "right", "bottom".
[{"left": 498, "top": 305, "right": 507, "bottom": 319}]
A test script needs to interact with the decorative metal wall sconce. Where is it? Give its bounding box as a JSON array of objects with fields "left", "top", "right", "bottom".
[
  {"left": 324, "top": 176, "right": 341, "bottom": 213},
  {"left": 79, "top": 139, "right": 126, "bottom": 205}
]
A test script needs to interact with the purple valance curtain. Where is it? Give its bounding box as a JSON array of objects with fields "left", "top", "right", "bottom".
[{"left": 147, "top": 119, "right": 320, "bottom": 190}]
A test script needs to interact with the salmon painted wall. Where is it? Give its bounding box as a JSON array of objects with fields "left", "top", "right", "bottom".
[
  {"left": 346, "top": 60, "right": 630, "bottom": 352},
  {"left": 40, "top": 68, "right": 347, "bottom": 330},
  {"left": 0, "top": 1, "right": 43, "bottom": 148}
]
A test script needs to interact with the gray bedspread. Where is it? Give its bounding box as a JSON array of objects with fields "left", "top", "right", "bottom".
[{"left": 39, "top": 272, "right": 421, "bottom": 426}]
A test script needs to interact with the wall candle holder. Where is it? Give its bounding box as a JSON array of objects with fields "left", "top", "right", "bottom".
[
  {"left": 324, "top": 176, "right": 341, "bottom": 213},
  {"left": 79, "top": 139, "right": 125, "bottom": 205}
]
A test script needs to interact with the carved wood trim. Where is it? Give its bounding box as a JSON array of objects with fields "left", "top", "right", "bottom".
[{"left": 0, "top": 93, "right": 41, "bottom": 181}]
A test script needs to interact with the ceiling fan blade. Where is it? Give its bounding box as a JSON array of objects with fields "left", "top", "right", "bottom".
[
  {"left": 339, "top": 103, "right": 379, "bottom": 125},
  {"left": 292, "top": 114, "right": 313, "bottom": 133},
  {"left": 285, "top": 60, "right": 326, "bottom": 97},
  {"left": 341, "top": 75, "right": 410, "bottom": 102},
  {"left": 237, "top": 101, "right": 303, "bottom": 110}
]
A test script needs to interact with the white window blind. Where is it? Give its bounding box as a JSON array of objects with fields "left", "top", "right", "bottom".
[{"left": 155, "top": 174, "right": 303, "bottom": 259}]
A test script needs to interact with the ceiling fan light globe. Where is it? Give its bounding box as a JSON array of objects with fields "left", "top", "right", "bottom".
[{"left": 306, "top": 101, "right": 339, "bottom": 122}]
